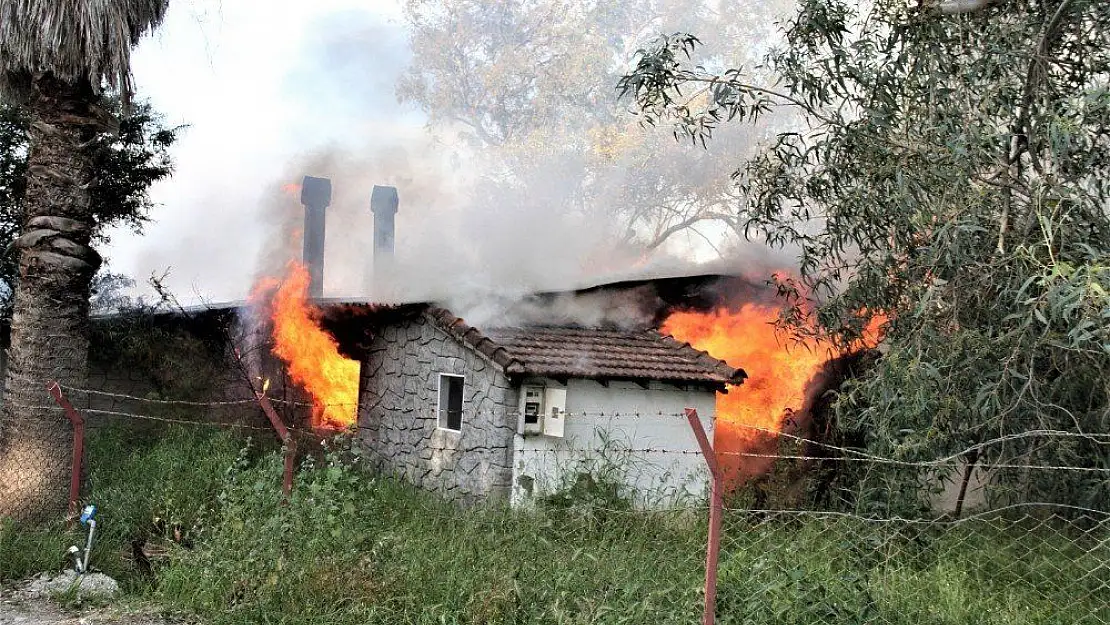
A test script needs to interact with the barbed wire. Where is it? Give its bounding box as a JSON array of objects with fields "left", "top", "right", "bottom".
[
  {"left": 55, "top": 383, "right": 346, "bottom": 411},
  {"left": 361, "top": 409, "right": 1110, "bottom": 472},
  {"left": 708, "top": 450, "right": 1110, "bottom": 473},
  {"left": 7, "top": 400, "right": 330, "bottom": 439},
  {"left": 56, "top": 384, "right": 261, "bottom": 407},
  {"left": 728, "top": 421, "right": 1110, "bottom": 464},
  {"left": 719, "top": 502, "right": 1110, "bottom": 525},
  {"left": 51, "top": 387, "right": 1110, "bottom": 447},
  {"left": 384, "top": 442, "right": 1110, "bottom": 473},
  {"left": 55, "top": 386, "right": 703, "bottom": 416},
  {"left": 20, "top": 389, "right": 1110, "bottom": 473},
  {"left": 82, "top": 407, "right": 280, "bottom": 433}
]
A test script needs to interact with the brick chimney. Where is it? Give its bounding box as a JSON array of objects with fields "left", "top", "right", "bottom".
[{"left": 300, "top": 176, "right": 332, "bottom": 298}]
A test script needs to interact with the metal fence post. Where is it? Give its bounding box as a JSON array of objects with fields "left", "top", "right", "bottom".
[
  {"left": 47, "top": 381, "right": 85, "bottom": 525},
  {"left": 685, "top": 407, "right": 723, "bottom": 625},
  {"left": 282, "top": 438, "right": 297, "bottom": 499},
  {"left": 255, "top": 392, "right": 295, "bottom": 500}
]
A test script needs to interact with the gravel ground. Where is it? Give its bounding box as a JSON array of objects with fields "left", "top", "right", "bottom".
[
  {"left": 0, "top": 584, "right": 185, "bottom": 625},
  {"left": 0, "top": 599, "right": 180, "bottom": 625}
]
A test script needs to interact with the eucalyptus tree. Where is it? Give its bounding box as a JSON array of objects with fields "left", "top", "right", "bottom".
[
  {"left": 0, "top": 0, "right": 170, "bottom": 520},
  {"left": 621, "top": 0, "right": 1110, "bottom": 512}
]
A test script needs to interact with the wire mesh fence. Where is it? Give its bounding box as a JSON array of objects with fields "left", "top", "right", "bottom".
[
  {"left": 2, "top": 385, "right": 1108, "bottom": 624},
  {"left": 712, "top": 508, "right": 1109, "bottom": 624}
]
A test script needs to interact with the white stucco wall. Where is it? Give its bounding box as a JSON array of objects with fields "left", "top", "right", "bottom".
[{"left": 510, "top": 378, "right": 717, "bottom": 509}]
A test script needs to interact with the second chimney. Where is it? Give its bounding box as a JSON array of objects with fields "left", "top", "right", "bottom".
[
  {"left": 370, "top": 185, "right": 398, "bottom": 290},
  {"left": 300, "top": 176, "right": 332, "bottom": 299}
]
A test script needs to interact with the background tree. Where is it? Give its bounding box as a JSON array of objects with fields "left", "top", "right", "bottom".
[
  {"left": 0, "top": 99, "right": 178, "bottom": 318},
  {"left": 398, "top": 0, "right": 795, "bottom": 260},
  {"left": 0, "top": 0, "right": 170, "bottom": 520},
  {"left": 621, "top": 0, "right": 1110, "bottom": 512}
]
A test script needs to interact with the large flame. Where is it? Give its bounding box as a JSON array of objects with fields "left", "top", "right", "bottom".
[
  {"left": 265, "top": 261, "right": 359, "bottom": 429},
  {"left": 662, "top": 304, "right": 831, "bottom": 485}
]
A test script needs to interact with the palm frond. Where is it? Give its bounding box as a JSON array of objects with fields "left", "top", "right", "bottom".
[{"left": 0, "top": 0, "right": 169, "bottom": 102}]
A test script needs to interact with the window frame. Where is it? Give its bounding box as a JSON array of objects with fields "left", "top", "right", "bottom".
[{"left": 436, "top": 373, "right": 464, "bottom": 432}]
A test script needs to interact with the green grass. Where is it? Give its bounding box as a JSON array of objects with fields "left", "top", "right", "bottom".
[
  {"left": 1, "top": 423, "right": 242, "bottom": 587},
  {"left": 0, "top": 519, "right": 70, "bottom": 581},
  {"left": 3, "top": 425, "right": 1107, "bottom": 624},
  {"left": 153, "top": 442, "right": 708, "bottom": 624},
  {"left": 715, "top": 515, "right": 1109, "bottom": 625}
]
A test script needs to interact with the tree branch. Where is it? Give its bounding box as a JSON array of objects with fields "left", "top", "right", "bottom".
[
  {"left": 681, "top": 75, "right": 839, "bottom": 126},
  {"left": 998, "top": 0, "right": 1074, "bottom": 254},
  {"left": 644, "top": 214, "right": 716, "bottom": 250}
]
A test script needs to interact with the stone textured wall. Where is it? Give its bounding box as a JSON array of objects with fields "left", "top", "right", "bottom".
[{"left": 358, "top": 314, "right": 518, "bottom": 502}]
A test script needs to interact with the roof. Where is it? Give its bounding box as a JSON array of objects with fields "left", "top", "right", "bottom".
[
  {"left": 89, "top": 269, "right": 755, "bottom": 318},
  {"left": 424, "top": 307, "right": 746, "bottom": 388}
]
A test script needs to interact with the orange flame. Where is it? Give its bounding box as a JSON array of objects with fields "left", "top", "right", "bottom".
[
  {"left": 663, "top": 304, "right": 830, "bottom": 485},
  {"left": 281, "top": 183, "right": 302, "bottom": 198},
  {"left": 663, "top": 303, "right": 886, "bottom": 486},
  {"left": 266, "top": 261, "right": 359, "bottom": 429}
]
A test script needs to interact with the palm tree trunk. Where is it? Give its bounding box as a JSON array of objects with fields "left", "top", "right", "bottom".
[{"left": 0, "top": 73, "right": 102, "bottom": 521}]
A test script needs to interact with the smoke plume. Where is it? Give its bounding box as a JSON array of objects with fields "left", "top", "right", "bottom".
[{"left": 118, "top": 1, "right": 802, "bottom": 312}]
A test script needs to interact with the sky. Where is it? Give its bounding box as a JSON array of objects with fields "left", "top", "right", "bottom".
[{"left": 110, "top": 0, "right": 425, "bottom": 304}]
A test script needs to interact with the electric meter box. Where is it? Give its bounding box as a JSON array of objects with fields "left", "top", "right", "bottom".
[
  {"left": 520, "top": 385, "right": 568, "bottom": 438},
  {"left": 522, "top": 386, "right": 544, "bottom": 435}
]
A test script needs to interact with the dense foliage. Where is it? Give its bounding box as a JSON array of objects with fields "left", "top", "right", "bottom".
[
  {"left": 620, "top": 0, "right": 1110, "bottom": 512},
  {"left": 0, "top": 98, "right": 179, "bottom": 316}
]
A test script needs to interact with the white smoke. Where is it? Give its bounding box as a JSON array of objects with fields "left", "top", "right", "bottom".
[
  {"left": 444, "top": 286, "right": 663, "bottom": 331},
  {"left": 113, "top": 0, "right": 802, "bottom": 315}
]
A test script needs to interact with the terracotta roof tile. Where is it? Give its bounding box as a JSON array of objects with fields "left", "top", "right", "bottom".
[{"left": 424, "top": 307, "right": 745, "bottom": 387}]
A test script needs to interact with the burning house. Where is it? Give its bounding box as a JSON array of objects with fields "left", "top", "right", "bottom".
[
  {"left": 355, "top": 305, "right": 746, "bottom": 506},
  {"left": 276, "top": 177, "right": 802, "bottom": 507},
  {"left": 0, "top": 174, "right": 903, "bottom": 513}
]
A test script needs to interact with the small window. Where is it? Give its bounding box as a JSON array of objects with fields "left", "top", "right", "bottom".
[{"left": 438, "top": 374, "right": 464, "bottom": 431}]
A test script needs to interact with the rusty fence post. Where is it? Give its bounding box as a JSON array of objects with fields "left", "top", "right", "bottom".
[
  {"left": 685, "top": 407, "right": 723, "bottom": 625},
  {"left": 47, "top": 382, "right": 85, "bottom": 525},
  {"left": 255, "top": 392, "right": 295, "bottom": 500},
  {"left": 282, "top": 439, "right": 297, "bottom": 500}
]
